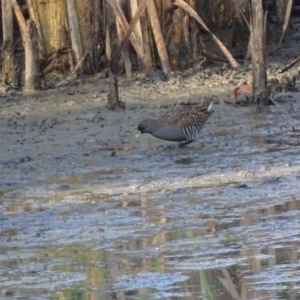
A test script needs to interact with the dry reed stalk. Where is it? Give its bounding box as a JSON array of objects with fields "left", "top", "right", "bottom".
[
  {"left": 116, "top": 0, "right": 132, "bottom": 77},
  {"left": 147, "top": 0, "right": 171, "bottom": 74},
  {"left": 117, "top": 0, "right": 150, "bottom": 58},
  {"left": 1, "top": 0, "right": 15, "bottom": 82},
  {"left": 12, "top": 0, "right": 41, "bottom": 90},
  {"left": 106, "top": 0, "right": 153, "bottom": 75},
  {"left": 277, "top": 0, "right": 293, "bottom": 49},
  {"left": 174, "top": 0, "right": 239, "bottom": 69},
  {"left": 130, "top": 0, "right": 143, "bottom": 47},
  {"left": 27, "top": 0, "right": 45, "bottom": 59},
  {"left": 141, "top": 10, "right": 154, "bottom": 66},
  {"left": 66, "top": 0, "right": 83, "bottom": 63}
]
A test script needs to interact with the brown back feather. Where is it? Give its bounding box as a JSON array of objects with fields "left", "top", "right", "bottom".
[{"left": 158, "top": 97, "right": 214, "bottom": 128}]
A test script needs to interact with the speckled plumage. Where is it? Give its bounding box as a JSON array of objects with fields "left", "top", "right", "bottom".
[{"left": 136, "top": 97, "right": 214, "bottom": 147}]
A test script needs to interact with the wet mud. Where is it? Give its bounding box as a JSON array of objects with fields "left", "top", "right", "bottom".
[{"left": 1, "top": 48, "right": 300, "bottom": 299}]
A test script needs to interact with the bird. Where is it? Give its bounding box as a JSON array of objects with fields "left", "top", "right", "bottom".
[{"left": 136, "top": 96, "right": 214, "bottom": 147}]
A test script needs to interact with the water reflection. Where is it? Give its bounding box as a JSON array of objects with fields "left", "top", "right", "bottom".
[
  {"left": 48, "top": 226, "right": 300, "bottom": 300},
  {"left": 1, "top": 183, "right": 300, "bottom": 299}
]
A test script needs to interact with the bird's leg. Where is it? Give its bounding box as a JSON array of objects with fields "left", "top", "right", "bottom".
[
  {"left": 178, "top": 140, "right": 193, "bottom": 148},
  {"left": 198, "top": 139, "right": 206, "bottom": 147}
]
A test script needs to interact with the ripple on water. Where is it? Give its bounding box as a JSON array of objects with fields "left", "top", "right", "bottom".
[{"left": 2, "top": 99, "right": 300, "bottom": 299}]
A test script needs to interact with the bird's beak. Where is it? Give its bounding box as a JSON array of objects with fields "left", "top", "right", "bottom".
[{"left": 135, "top": 130, "right": 141, "bottom": 138}]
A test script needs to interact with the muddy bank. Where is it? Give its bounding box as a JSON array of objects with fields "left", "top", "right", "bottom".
[
  {"left": 0, "top": 58, "right": 299, "bottom": 187},
  {"left": 1, "top": 47, "right": 300, "bottom": 299}
]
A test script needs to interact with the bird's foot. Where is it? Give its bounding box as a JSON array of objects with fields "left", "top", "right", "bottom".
[{"left": 177, "top": 140, "right": 193, "bottom": 148}]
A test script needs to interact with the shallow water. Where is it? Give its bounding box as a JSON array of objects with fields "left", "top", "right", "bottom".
[
  {"left": 1, "top": 182, "right": 300, "bottom": 300},
  {"left": 1, "top": 85, "right": 300, "bottom": 299}
]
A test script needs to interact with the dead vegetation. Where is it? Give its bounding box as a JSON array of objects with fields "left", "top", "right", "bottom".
[{"left": 0, "top": 0, "right": 299, "bottom": 106}]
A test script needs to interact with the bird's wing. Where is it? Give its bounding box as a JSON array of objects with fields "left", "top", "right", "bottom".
[
  {"left": 161, "top": 109, "right": 212, "bottom": 128},
  {"left": 182, "top": 97, "right": 213, "bottom": 112}
]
